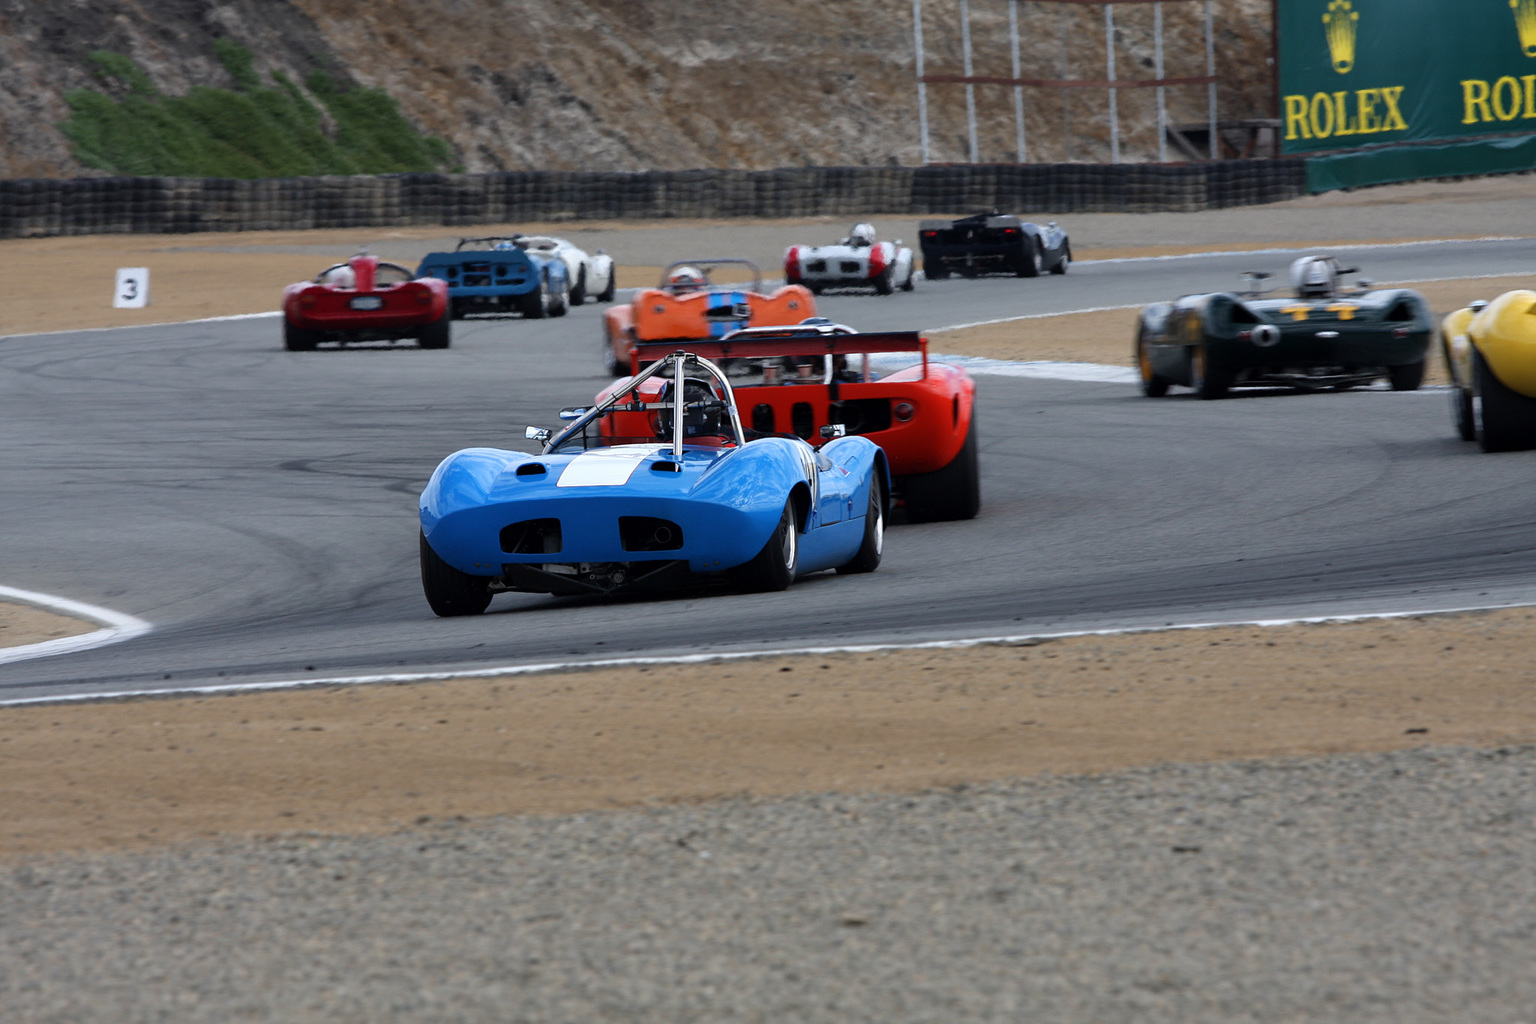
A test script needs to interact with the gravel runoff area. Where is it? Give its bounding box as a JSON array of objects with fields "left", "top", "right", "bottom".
[{"left": 3, "top": 744, "right": 1533, "bottom": 1023}]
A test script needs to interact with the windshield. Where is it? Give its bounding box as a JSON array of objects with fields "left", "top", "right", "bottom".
[{"left": 546, "top": 353, "right": 745, "bottom": 454}]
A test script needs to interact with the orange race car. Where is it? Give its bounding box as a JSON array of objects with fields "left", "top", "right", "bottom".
[
  {"left": 587, "top": 319, "right": 979, "bottom": 522},
  {"left": 601, "top": 259, "right": 816, "bottom": 376}
]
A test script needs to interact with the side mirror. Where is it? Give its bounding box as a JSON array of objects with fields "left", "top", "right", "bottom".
[
  {"left": 525, "top": 426, "right": 551, "bottom": 443},
  {"left": 1470, "top": 300, "right": 1489, "bottom": 313},
  {"left": 558, "top": 407, "right": 587, "bottom": 421},
  {"left": 1355, "top": 278, "right": 1373, "bottom": 290},
  {"left": 819, "top": 423, "right": 848, "bottom": 439}
]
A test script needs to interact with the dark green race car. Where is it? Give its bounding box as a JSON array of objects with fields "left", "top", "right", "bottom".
[{"left": 1135, "top": 257, "right": 1433, "bottom": 399}]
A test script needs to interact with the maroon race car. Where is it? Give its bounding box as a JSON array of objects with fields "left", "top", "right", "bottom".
[{"left": 282, "top": 253, "right": 451, "bottom": 351}]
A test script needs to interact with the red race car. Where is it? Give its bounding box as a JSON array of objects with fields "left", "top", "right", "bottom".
[
  {"left": 282, "top": 253, "right": 451, "bottom": 351},
  {"left": 596, "top": 319, "right": 979, "bottom": 521}
]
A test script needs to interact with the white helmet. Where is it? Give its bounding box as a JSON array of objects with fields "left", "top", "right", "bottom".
[
  {"left": 848, "top": 223, "right": 876, "bottom": 248},
  {"left": 666, "top": 265, "right": 707, "bottom": 294},
  {"left": 1290, "top": 256, "right": 1341, "bottom": 299}
]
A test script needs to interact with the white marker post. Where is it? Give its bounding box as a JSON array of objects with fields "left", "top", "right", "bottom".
[{"left": 113, "top": 267, "right": 150, "bottom": 309}]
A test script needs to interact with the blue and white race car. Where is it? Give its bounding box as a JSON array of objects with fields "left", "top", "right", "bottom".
[
  {"left": 419, "top": 350, "right": 889, "bottom": 615},
  {"left": 416, "top": 236, "right": 572, "bottom": 320}
]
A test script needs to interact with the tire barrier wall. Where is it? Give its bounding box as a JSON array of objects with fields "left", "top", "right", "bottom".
[{"left": 0, "top": 160, "right": 1307, "bottom": 239}]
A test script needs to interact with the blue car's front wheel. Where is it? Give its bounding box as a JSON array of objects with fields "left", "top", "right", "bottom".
[
  {"left": 420, "top": 531, "right": 492, "bottom": 617},
  {"left": 733, "top": 500, "right": 798, "bottom": 592},
  {"left": 837, "top": 477, "right": 884, "bottom": 575}
]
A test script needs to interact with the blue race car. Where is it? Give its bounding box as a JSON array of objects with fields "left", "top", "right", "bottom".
[
  {"left": 419, "top": 350, "right": 889, "bottom": 616},
  {"left": 416, "top": 236, "right": 571, "bottom": 320}
]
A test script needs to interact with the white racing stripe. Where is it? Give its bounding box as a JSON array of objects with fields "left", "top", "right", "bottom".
[
  {"left": 0, "top": 586, "right": 152, "bottom": 666},
  {"left": 2, "top": 598, "right": 1529, "bottom": 707},
  {"left": 556, "top": 445, "right": 666, "bottom": 487}
]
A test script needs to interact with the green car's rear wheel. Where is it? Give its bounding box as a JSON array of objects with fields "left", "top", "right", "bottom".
[
  {"left": 1388, "top": 360, "right": 1425, "bottom": 391},
  {"left": 1138, "top": 329, "right": 1170, "bottom": 398},
  {"left": 1191, "top": 344, "right": 1231, "bottom": 400}
]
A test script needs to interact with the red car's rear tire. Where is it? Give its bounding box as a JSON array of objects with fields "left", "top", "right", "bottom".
[
  {"left": 418, "top": 310, "right": 450, "bottom": 350},
  {"left": 283, "top": 319, "right": 319, "bottom": 351},
  {"left": 902, "top": 421, "right": 980, "bottom": 523}
]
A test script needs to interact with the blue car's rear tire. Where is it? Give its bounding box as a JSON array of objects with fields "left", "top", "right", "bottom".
[
  {"left": 521, "top": 279, "right": 548, "bottom": 319},
  {"left": 837, "top": 477, "right": 884, "bottom": 575},
  {"left": 734, "top": 500, "right": 798, "bottom": 592},
  {"left": 420, "top": 531, "right": 492, "bottom": 616}
]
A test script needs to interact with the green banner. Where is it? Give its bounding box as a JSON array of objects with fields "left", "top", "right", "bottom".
[{"left": 1279, "top": 0, "right": 1536, "bottom": 154}]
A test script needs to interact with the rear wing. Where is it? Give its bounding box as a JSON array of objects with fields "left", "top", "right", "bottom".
[{"left": 631, "top": 330, "right": 927, "bottom": 375}]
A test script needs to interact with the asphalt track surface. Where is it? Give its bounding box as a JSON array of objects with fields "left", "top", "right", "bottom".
[{"left": 3, "top": 237, "right": 1536, "bottom": 702}]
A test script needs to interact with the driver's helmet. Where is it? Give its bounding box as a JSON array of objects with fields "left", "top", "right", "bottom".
[
  {"left": 320, "top": 264, "right": 356, "bottom": 288},
  {"left": 654, "top": 378, "right": 726, "bottom": 439},
  {"left": 493, "top": 238, "right": 518, "bottom": 251},
  {"left": 666, "top": 265, "right": 708, "bottom": 294},
  {"left": 1290, "top": 255, "right": 1340, "bottom": 299},
  {"left": 848, "top": 223, "right": 876, "bottom": 248}
]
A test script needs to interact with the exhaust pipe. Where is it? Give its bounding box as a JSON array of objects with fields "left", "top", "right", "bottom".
[
  {"left": 1249, "top": 324, "right": 1281, "bottom": 348},
  {"left": 652, "top": 525, "right": 674, "bottom": 546}
]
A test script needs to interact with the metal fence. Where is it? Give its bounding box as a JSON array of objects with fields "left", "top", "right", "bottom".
[{"left": 0, "top": 162, "right": 1307, "bottom": 239}]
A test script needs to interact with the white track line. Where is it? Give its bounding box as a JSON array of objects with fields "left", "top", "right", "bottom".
[
  {"left": 1, "top": 598, "right": 1529, "bottom": 707},
  {"left": 1075, "top": 235, "right": 1530, "bottom": 265},
  {"left": 0, "top": 586, "right": 151, "bottom": 666},
  {"left": 0, "top": 310, "right": 281, "bottom": 342}
]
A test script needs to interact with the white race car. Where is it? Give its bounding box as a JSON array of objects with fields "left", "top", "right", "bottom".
[
  {"left": 515, "top": 235, "right": 617, "bottom": 305},
  {"left": 784, "top": 223, "right": 916, "bottom": 296}
]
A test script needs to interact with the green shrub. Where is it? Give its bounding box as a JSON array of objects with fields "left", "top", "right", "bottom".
[{"left": 60, "top": 44, "right": 454, "bottom": 178}]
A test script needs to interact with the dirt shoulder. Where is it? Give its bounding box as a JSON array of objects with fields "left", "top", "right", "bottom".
[
  {"left": 0, "top": 601, "right": 97, "bottom": 649},
  {"left": 4, "top": 607, "right": 1535, "bottom": 860},
  {"left": 4, "top": 173, "right": 1532, "bottom": 338}
]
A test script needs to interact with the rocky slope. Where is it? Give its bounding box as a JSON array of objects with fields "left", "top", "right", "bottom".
[{"left": 0, "top": 0, "right": 1272, "bottom": 179}]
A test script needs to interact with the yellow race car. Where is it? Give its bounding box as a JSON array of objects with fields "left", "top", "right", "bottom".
[{"left": 1443, "top": 289, "right": 1536, "bottom": 451}]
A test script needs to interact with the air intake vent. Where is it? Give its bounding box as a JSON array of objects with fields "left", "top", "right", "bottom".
[
  {"left": 501, "top": 518, "right": 561, "bottom": 554},
  {"left": 752, "top": 403, "right": 776, "bottom": 434},
  {"left": 515, "top": 462, "right": 547, "bottom": 476},
  {"left": 619, "top": 516, "right": 684, "bottom": 552}
]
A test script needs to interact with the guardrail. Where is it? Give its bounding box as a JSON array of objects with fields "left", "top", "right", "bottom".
[{"left": 0, "top": 161, "right": 1307, "bottom": 239}]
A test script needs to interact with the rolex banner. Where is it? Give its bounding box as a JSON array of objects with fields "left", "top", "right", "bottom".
[{"left": 1279, "top": 0, "right": 1536, "bottom": 155}]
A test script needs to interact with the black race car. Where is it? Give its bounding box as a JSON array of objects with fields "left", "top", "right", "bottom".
[
  {"left": 918, "top": 212, "right": 1070, "bottom": 279},
  {"left": 1135, "top": 256, "right": 1433, "bottom": 400}
]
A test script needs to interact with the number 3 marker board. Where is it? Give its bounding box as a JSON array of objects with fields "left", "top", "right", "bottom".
[{"left": 113, "top": 267, "right": 150, "bottom": 309}]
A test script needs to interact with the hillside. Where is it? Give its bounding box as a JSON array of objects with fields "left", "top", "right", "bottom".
[{"left": 0, "top": 0, "right": 1272, "bottom": 180}]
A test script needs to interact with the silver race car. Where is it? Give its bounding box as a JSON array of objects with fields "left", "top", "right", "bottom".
[
  {"left": 515, "top": 234, "right": 617, "bottom": 305},
  {"left": 785, "top": 223, "right": 916, "bottom": 296}
]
